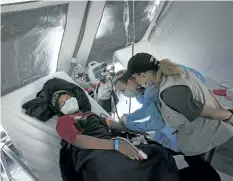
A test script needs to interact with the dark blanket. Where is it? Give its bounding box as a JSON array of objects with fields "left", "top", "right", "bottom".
[
  {"left": 59, "top": 114, "right": 220, "bottom": 181},
  {"left": 60, "top": 114, "right": 180, "bottom": 181},
  {"left": 22, "top": 78, "right": 91, "bottom": 121}
]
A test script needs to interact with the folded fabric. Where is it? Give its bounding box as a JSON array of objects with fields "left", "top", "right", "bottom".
[{"left": 22, "top": 78, "right": 91, "bottom": 121}]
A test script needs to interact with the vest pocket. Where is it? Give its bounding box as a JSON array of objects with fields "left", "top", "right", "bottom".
[
  {"left": 162, "top": 107, "right": 193, "bottom": 135},
  {"left": 178, "top": 121, "right": 193, "bottom": 135}
]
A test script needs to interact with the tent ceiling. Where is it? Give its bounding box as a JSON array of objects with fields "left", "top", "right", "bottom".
[
  {"left": 88, "top": 1, "right": 158, "bottom": 65},
  {"left": 0, "top": 0, "right": 35, "bottom": 5}
]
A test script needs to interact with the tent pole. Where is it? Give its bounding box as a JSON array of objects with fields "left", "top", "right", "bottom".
[{"left": 129, "top": 0, "right": 135, "bottom": 114}]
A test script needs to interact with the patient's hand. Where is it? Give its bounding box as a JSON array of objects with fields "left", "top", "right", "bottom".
[{"left": 118, "top": 140, "right": 144, "bottom": 160}]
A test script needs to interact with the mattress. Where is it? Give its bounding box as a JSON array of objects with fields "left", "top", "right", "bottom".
[{"left": 1, "top": 71, "right": 110, "bottom": 181}]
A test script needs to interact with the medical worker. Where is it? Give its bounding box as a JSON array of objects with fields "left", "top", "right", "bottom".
[
  {"left": 123, "top": 52, "right": 233, "bottom": 156},
  {"left": 114, "top": 66, "right": 206, "bottom": 152}
]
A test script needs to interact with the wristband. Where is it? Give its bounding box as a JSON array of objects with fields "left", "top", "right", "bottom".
[{"left": 114, "top": 139, "right": 119, "bottom": 151}]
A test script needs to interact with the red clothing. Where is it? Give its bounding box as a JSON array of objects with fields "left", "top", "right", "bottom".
[{"left": 56, "top": 112, "right": 90, "bottom": 144}]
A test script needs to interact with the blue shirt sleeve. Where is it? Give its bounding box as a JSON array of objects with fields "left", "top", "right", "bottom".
[
  {"left": 125, "top": 101, "right": 165, "bottom": 132},
  {"left": 135, "top": 94, "right": 145, "bottom": 105},
  {"left": 181, "top": 65, "right": 206, "bottom": 83},
  {"left": 124, "top": 94, "right": 149, "bottom": 121}
]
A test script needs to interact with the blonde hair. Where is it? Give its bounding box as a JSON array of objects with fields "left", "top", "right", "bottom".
[{"left": 153, "top": 59, "right": 182, "bottom": 83}]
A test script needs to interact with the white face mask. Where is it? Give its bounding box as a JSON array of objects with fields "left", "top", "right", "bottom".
[
  {"left": 60, "top": 97, "right": 79, "bottom": 115},
  {"left": 123, "top": 90, "right": 138, "bottom": 98}
]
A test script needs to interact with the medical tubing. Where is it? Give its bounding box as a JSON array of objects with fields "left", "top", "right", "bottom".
[
  {"left": 129, "top": 0, "right": 136, "bottom": 114},
  {"left": 123, "top": 0, "right": 130, "bottom": 44},
  {"left": 73, "top": 1, "right": 91, "bottom": 58},
  {"left": 108, "top": 77, "right": 120, "bottom": 119}
]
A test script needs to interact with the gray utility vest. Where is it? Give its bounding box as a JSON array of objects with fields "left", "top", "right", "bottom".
[{"left": 158, "top": 70, "right": 233, "bottom": 156}]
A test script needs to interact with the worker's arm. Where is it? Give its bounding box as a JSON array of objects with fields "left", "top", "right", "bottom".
[
  {"left": 200, "top": 106, "right": 232, "bottom": 121},
  {"left": 125, "top": 102, "right": 165, "bottom": 132},
  {"left": 108, "top": 119, "right": 129, "bottom": 131},
  {"left": 124, "top": 105, "right": 151, "bottom": 121},
  {"left": 161, "top": 86, "right": 233, "bottom": 122},
  {"left": 107, "top": 119, "right": 148, "bottom": 135}
]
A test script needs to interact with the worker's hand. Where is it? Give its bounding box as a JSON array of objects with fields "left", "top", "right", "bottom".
[
  {"left": 229, "top": 114, "right": 233, "bottom": 124},
  {"left": 118, "top": 140, "right": 144, "bottom": 160},
  {"left": 119, "top": 115, "right": 127, "bottom": 125}
]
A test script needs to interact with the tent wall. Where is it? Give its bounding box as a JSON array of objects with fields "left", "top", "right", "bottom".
[
  {"left": 1, "top": 1, "right": 106, "bottom": 95},
  {"left": 149, "top": 1, "right": 233, "bottom": 88},
  {"left": 1, "top": 3, "right": 68, "bottom": 95}
]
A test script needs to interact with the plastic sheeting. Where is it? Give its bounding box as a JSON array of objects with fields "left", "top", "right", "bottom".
[
  {"left": 148, "top": 1, "right": 233, "bottom": 88},
  {"left": 88, "top": 1, "right": 158, "bottom": 65},
  {"left": 1, "top": 4, "right": 68, "bottom": 95}
]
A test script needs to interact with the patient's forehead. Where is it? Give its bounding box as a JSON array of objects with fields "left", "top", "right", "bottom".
[{"left": 58, "top": 93, "right": 72, "bottom": 106}]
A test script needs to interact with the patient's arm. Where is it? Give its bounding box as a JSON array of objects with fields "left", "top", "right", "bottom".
[
  {"left": 75, "top": 135, "right": 144, "bottom": 160},
  {"left": 75, "top": 135, "right": 114, "bottom": 149},
  {"left": 57, "top": 115, "right": 144, "bottom": 160}
]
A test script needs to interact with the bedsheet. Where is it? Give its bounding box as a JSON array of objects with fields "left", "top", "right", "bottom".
[{"left": 1, "top": 71, "right": 110, "bottom": 181}]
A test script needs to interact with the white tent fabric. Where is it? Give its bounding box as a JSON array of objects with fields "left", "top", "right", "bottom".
[
  {"left": 1, "top": 71, "right": 110, "bottom": 181},
  {"left": 113, "top": 40, "right": 162, "bottom": 68},
  {"left": 148, "top": 1, "right": 233, "bottom": 88}
]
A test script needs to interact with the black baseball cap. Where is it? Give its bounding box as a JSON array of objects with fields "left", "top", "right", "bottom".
[{"left": 125, "top": 53, "right": 159, "bottom": 77}]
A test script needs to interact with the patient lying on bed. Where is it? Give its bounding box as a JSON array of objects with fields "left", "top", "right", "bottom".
[
  {"left": 53, "top": 90, "right": 220, "bottom": 181},
  {"left": 52, "top": 90, "right": 145, "bottom": 160}
]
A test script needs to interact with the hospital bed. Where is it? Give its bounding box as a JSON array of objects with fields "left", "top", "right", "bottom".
[{"left": 1, "top": 71, "right": 110, "bottom": 181}]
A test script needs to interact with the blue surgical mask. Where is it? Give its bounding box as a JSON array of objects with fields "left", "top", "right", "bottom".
[{"left": 144, "top": 83, "right": 159, "bottom": 101}]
